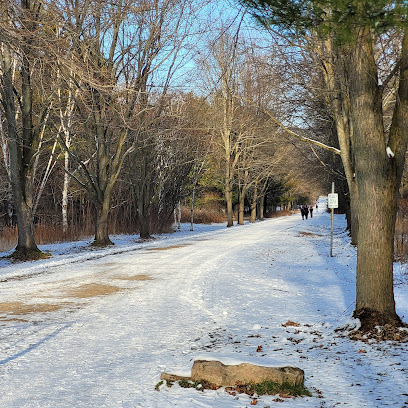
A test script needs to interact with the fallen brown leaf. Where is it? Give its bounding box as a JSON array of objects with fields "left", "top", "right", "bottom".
[
  {"left": 282, "top": 321, "right": 300, "bottom": 327},
  {"left": 279, "top": 392, "right": 291, "bottom": 398}
]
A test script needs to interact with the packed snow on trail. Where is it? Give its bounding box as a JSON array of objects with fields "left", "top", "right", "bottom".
[{"left": 0, "top": 206, "right": 407, "bottom": 408}]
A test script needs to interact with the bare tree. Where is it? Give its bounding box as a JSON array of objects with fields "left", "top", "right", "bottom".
[
  {"left": 199, "top": 24, "right": 248, "bottom": 227},
  {"left": 0, "top": 0, "right": 54, "bottom": 259},
  {"left": 126, "top": 0, "right": 204, "bottom": 239}
]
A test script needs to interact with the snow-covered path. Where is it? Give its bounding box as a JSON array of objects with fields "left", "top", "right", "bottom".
[{"left": 0, "top": 211, "right": 407, "bottom": 408}]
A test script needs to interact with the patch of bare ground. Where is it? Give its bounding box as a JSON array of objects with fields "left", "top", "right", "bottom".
[
  {"left": 146, "top": 244, "right": 190, "bottom": 251},
  {"left": 0, "top": 301, "right": 63, "bottom": 315},
  {"left": 111, "top": 274, "right": 152, "bottom": 281},
  {"left": 65, "top": 283, "right": 122, "bottom": 298},
  {"left": 99, "top": 262, "right": 119, "bottom": 268},
  {"left": 298, "top": 231, "right": 322, "bottom": 238}
]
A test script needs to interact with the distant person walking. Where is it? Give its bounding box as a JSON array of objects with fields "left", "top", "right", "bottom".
[
  {"left": 316, "top": 203, "right": 318, "bottom": 212},
  {"left": 300, "top": 206, "right": 305, "bottom": 220},
  {"left": 304, "top": 205, "right": 309, "bottom": 220},
  {"left": 309, "top": 205, "right": 313, "bottom": 218}
]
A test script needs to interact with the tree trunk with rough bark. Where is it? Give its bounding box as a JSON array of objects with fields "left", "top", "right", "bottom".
[
  {"left": 347, "top": 27, "right": 408, "bottom": 329},
  {"left": 62, "top": 154, "right": 70, "bottom": 234},
  {"left": 0, "top": 3, "right": 45, "bottom": 259},
  {"left": 93, "top": 198, "right": 113, "bottom": 246},
  {"left": 238, "top": 192, "right": 245, "bottom": 225},
  {"left": 250, "top": 187, "right": 257, "bottom": 223},
  {"left": 225, "top": 150, "right": 234, "bottom": 227},
  {"left": 138, "top": 193, "right": 152, "bottom": 240},
  {"left": 259, "top": 195, "right": 265, "bottom": 221}
]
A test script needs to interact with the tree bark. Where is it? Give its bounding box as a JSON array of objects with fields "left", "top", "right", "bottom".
[
  {"left": 138, "top": 196, "right": 152, "bottom": 240},
  {"left": 348, "top": 27, "right": 406, "bottom": 328},
  {"left": 135, "top": 159, "right": 153, "bottom": 240},
  {"left": 225, "top": 154, "right": 234, "bottom": 227},
  {"left": 250, "top": 186, "right": 257, "bottom": 223},
  {"left": 238, "top": 192, "right": 245, "bottom": 225},
  {"left": 93, "top": 199, "right": 113, "bottom": 246},
  {"left": 190, "top": 187, "right": 195, "bottom": 232},
  {"left": 0, "top": 5, "right": 44, "bottom": 259},
  {"left": 62, "top": 153, "right": 70, "bottom": 234},
  {"left": 259, "top": 195, "right": 265, "bottom": 220},
  {"left": 319, "top": 36, "right": 359, "bottom": 245}
]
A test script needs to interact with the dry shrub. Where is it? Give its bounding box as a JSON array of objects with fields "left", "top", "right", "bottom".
[
  {"left": 0, "top": 223, "right": 94, "bottom": 252},
  {"left": 266, "top": 210, "right": 295, "bottom": 218},
  {"left": 34, "top": 223, "right": 93, "bottom": 245},
  {"left": 180, "top": 206, "right": 226, "bottom": 224},
  {"left": 395, "top": 198, "right": 408, "bottom": 262},
  {"left": 0, "top": 226, "right": 17, "bottom": 252}
]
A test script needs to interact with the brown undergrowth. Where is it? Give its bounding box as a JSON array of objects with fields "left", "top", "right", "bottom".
[{"left": 180, "top": 207, "right": 226, "bottom": 224}]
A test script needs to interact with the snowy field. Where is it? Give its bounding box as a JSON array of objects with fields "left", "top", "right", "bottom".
[{"left": 0, "top": 207, "right": 407, "bottom": 408}]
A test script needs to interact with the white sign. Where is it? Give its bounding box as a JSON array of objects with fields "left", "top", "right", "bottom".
[{"left": 328, "top": 193, "right": 338, "bottom": 209}]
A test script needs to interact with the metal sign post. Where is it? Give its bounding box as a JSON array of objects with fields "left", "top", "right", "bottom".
[{"left": 328, "top": 183, "right": 338, "bottom": 257}]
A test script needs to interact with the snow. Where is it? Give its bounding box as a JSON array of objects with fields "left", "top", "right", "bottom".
[
  {"left": 0, "top": 208, "right": 407, "bottom": 408},
  {"left": 193, "top": 352, "right": 298, "bottom": 368}
]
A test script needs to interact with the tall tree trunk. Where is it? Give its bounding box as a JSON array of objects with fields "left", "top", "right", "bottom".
[
  {"left": 190, "top": 184, "right": 196, "bottom": 232},
  {"left": 250, "top": 187, "right": 257, "bottom": 223},
  {"left": 58, "top": 77, "right": 74, "bottom": 235},
  {"left": 225, "top": 149, "right": 234, "bottom": 227},
  {"left": 238, "top": 190, "right": 245, "bottom": 225},
  {"left": 0, "top": 109, "right": 14, "bottom": 225},
  {"left": 135, "top": 163, "right": 153, "bottom": 240},
  {"left": 0, "top": 24, "right": 43, "bottom": 259},
  {"left": 348, "top": 180, "right": 359, "bottom": 246},
  {"left": 321, "top": 36, "right": 359, "bottom": 245},
  {"left": 93, "top": 195, "right": 113, "bottom": 246},
  {"left": 259, "top": 195, "right": 265, "bottom": 221},
  {"left": 138, "top": 193, "right": 151, "bottom": 240},
  {"left": 62, "top": 153, "right": 70, "bottom": 234},
  {"left": 174, "top": 200, "right": 181, "bottom": 230},
  {"left": 225, "top": 176, "right": 234, "bottom": 227},
  {"left": 349, "top": 27, "right": 404, "bottom": 328}
]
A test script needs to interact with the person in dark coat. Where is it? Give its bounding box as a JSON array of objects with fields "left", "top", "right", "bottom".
[
  {"left": 309, "top": 205, "right": 313, "bottom": 218},
  {"left": 300, "top": 205, "right": 305, "bottom": 220},
  {"left": 304, "top": 205, "right": 309, "bottom": 219}
]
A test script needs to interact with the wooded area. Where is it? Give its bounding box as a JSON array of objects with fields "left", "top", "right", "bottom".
[
  {"left": 0, "top": 0, "right": 328, "bottom": 254},
  {"left": 1, "top": 1, "right": 408, "bottom": 334}
]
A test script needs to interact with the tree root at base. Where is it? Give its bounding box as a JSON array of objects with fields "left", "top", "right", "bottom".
[{"left": 349, "top": 308, "right": 408, "bottom": 342}]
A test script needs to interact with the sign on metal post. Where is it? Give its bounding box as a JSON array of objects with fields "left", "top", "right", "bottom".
[
  {"left": 328, "top": 193, "right": 338, "bottom": 209},
  {"left": 329, "top": 185, "right": 337, "bottom": 257}
]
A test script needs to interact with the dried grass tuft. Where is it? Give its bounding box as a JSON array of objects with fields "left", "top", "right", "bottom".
[{"left": 180, "top": 206, "right": 226, "bottom": 224}]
